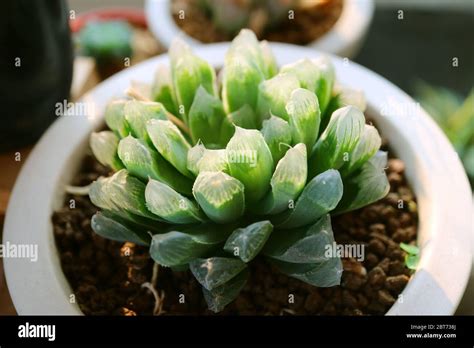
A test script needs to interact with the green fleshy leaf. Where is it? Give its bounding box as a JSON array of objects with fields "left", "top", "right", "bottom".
[
  {"left": 187, "top": 142, "right": 206, "bottom": 176},
  {"left": 91, "top": 212, "right": 150, "bottom": 246},
  {"left": 309, "top": 106, "right": 365, "bottom": 177},
  {"left": 340, "top": 124, "right": 381, "bottom": 177},
  {"left": 104, "top": 99, "right": 129, "bottom": 138},
  {"left": 286, "top": 88, "right": 321, "bottom": 152},
  {"left": 261, "top": 116, "right": 292, "bottom": 163},
  {"left": 264, "top": 214, "right": 334, "bottom": 263},
  {"left": 192, "top": 171, "right": 245, "bottom": 223},
  {"left": 260, "top": 40, "right": 278, "bottom": 78},
  {"left": 256, "top": 73, "right": 300, "bottom": 122},
  {"left": 226, "top": 127, "right": 274, "bottom": 203},
  {"left": 257, "top": 143, "right": 307, "bottom": 215},
  {"left": 227, "top": 104, "right": 258, "bottom": 130},
  {"left": 147, "top": 119, "right": 193, "bottom": 178},
  {"left": 405, "top": 254, "right": 420, "bottom": 270},
  {"left": 145, "top": 178, "right": 205, "bottom": 224},
  {"left": 170, "top": 39, "right": 217, "bottom": 118},
  {"left": 400, "top": 242, "right": 420, "bottom": 255},
  {"left": 228, "top": 29, "right": 266, "bottom": 76},
  {"left": 89, "top": 169, "right": 159, "bottom": 220},
  {"left": 274, "top": 169, "right": 343, "bottom": 229},
  {"left": 202, "top": 268, "right": 248, "bottom": 313},
  {"left": 311, "top": 56, "right": 335, "bottom": 114},
  {"left": 117, "top": 135, "right": 193, "bottom": 195},
  {"left": 188, "top": 144, "right": 229, "bottom": 176},
  {"left": 150, "top": 224, "right": 234, "bottom": 267},
  {"left": 124, "top": 100, "right": 168, "bottom": 144},
  {"left": 224, "top": 220, "right": 273, "bottom": 262},
  {"left": 280, "top": 58, "right": 320, "bottom": 92},
  {"left": 190, "top": 257, "right": 247, "bottom": 291},
  {"left": 188, "top": 86, "right": 229, "bottom": 147},
  {"left": 151, "top": 64, "right": 178, "bottom": 116},
  {"left": 90, "top": 131, "right": 124, "bottom": 171},
  {"left": 270, "top": 254, "right": 343, "bottom": 287},
  {"left": 335, "top": 151, "right": 390, "bottom": 214}
]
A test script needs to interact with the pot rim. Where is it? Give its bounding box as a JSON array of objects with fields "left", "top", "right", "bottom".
[
  {"left": 3, "top": 42, "right": 472, "bottom": 315},
  {"left": 144, "top": 0, "right": 375, "bottom": 57}
]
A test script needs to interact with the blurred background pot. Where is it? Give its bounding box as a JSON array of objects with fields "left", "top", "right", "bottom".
[{"left": 145, "top": 0, "right": 374, "bottom": 58}]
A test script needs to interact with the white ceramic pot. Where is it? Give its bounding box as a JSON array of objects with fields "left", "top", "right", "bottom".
[
  {"left": 145, "top": 0, "right": 374, "bottom": 58},
  {"left": 3, "top": 43, "right": 472, "bottom": 315}
]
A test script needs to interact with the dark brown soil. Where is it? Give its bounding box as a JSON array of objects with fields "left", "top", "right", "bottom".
[
  {"left": 53, "top": 152, "right": 418, "bottom": 316},
  {"left": 171, "top": 0, "right": 344, "bottom": 45}
]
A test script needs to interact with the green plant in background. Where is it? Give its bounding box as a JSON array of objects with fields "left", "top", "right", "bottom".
[
  {"left": 415, "top": 82, "right": 474, "bottom": 186},
  {"left": 199, "top": 0, "right": 297, "bottom": 36},
  {"left": 89, "top": 30, "right": 390, "bottom": 312},
  {"left": 78, "top": 20, "right": 133, "bottom": 67}
]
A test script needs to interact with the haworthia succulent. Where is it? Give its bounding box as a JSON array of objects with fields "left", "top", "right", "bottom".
[
  {"left": 145, "top": 179, "right": 205, "bottom": 224},
  {"left": 117, "top": 135, "right": 193, "bottom": 195},
  {"left": 286, "top": 88, "right": 321, "bottom": 152},
  {"left": 259, "top": 40, "right": 278, "bottom": 78},
  {"left": 280, "top": 58, "right": 320, "bottom": 92},
  {"left": 124, "top": 100, "right": 168, "bottom": 144},
  {"left": 227, "top": 104, "right": 258, "bottom": 130},
  {"left": 90, "top": 131, "right": 124, "bottom": 170},
  {"left": 261, "top": 116, "right": 292, "bottom": 163},
  {"left": 224, "top": 220, "right": 273, "bottom": 262},
  {"left": 192, "top": 171, "right": 245, "bottom": 223},
  {"left": 311, "top": 56, "right": 335, "bottom": 114},
  {"left": 104, "top": 99, "right": 129, "bottom": 138},
  {"left": 309, "top": 105, "right": 365, "bottom": 177},
  {"left": 274, "top": 169, "right": 343, "bottom": 229},
  {"left": 257, "top": 143, "right": 307, "bottom": 215},
  {"left": 256, "top": 73, "right": 300, "bottom": 122},
  {"left": 226, "top": 127, "right": 274, "bottom": 203},
  {"left": 91, "top": 211, "right": 150, "bottom": 246}
]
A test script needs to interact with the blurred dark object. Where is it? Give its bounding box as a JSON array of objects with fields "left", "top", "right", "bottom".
[
  {"left": 0, "top": 0, "right": 73, "bottom": 151},
  {"left": 77, "top": 20, "right": 133, "bottom": 78},
  {"left": 355, "top": 7, "right": 474, "bottom": 96},
  {"left": 414, "top": 82, "right": 474, "bottom": 186}
]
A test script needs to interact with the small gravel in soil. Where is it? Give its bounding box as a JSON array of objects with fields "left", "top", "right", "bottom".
[{"left": 53, "top": 155, "right": 417, "bottom": 315}]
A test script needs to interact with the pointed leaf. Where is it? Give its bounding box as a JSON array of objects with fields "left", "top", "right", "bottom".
[
  {"left": 227, "top": 104, "right": 258, "bottom": 130},
  {"left": 335, "top": 151, "right": 390, "bottom": 214},
  {"left": 286, "top": 88, "right": 321, "bottom": 151},
  {"left": 90, "top": 131, "right": 124, "bottom": 171},
  {"left": 147, "top": 119, "right": 193, "bottom": 178},
  {"left": 117, "top": 135, "right": 192, "bottom": 195},
  {"left": 145, "top": 179, "right": 205, "bottom": 224},
  {"left": 311, "top": 56, "right": 335, "bottom": 114},
  {"left": 190, "top": 257, "right": 247, "bottom": 291},
  {"left": 104, "top": 99, "right": 129, "bottom": 138},
  {"left": 257, "top": 73, "right": 300, "bottom": 122},
  {"left": 309, "top": 105, "right": 365, "bottom": 177},
  {"left": 150, "top": 224, "right": 234, "bottom": 267},
  {"left": 275, "top": 169, "right": 343, "bottom": 229},
  {"left": 202, "top": 269, "right": 249, "bottom": 313},
  {"left": 264, "top": 214, "right": 334, "bottom": 263},
  {"left": 260, "top": 40, "right": 277, "bottom": 78},
  {"left": 224, "top": 221, "right": 273, "bottom": 262},
  {"left": 226, "top": 127, "right": 274, "bottom": 203},
  {"left": 280, "top": 58, "right": 320, "bottom": 92},
  {"left": 193, "top": 171, "right": 245, "bottom": 223},
  {"left": 340, "top": 124, "right": 381, "bottom": 177},
  {"left": 151, "top": 64, "right": 178, "bottom": 116},
  {"left": 258, "top": 143, "right": 307, "bottom": 215},
  {"left": 91, "top": 212, "right": 150, "bottom": 246},
  {"left": 261, "top": 116, "right": 292, "bottom": 163}
]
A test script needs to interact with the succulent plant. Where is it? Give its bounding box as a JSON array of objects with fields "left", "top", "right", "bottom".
[{"left": 89, "top": 29, "right": 389, "bottom": 313}]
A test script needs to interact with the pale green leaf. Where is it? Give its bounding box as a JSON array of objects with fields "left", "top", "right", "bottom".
[
  {"left": 224, "top": 220, "right": 273, "bottom": 262},
  {"left": 190, "top": 257, "right": 247, "bottom": 291},
  {"left": 202, "top": 269, "right": 249, "bottom": 313},
  {"left": 261, "top": 116, "right": 292, "bottom": 163},
  {"left": 90, "top": 131, "right": 124, "bottom": 171}
]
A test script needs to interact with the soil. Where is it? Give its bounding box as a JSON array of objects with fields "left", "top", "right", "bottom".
[
  {"left": 171, "top": 0, "right": 344, "bottom": 45},
  {"left": 53, "top": 151, "right": 418, "bottom": 316}
]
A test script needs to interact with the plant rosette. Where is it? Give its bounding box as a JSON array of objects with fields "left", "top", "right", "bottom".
[
  {"left": 145, "top": 0, "right": 374, "bottom": 58},
  {"left": 4, "top": 31, "right": 472, "bottom": 315}
]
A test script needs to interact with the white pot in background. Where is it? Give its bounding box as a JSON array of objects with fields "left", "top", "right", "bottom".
[
  {"left": 145, "top": 0, "right": 375, "bottom": 58},
  {"left": 3, "top": 43, "right": 472, "bottom": 315}
]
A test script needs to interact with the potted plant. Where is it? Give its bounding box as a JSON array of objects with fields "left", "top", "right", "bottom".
[
  {"left": 145, "top": 0, "right": 374, "bottom": 58},
  {"left": 3, "top": 30, "right": 471, "bottom": 315}
]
